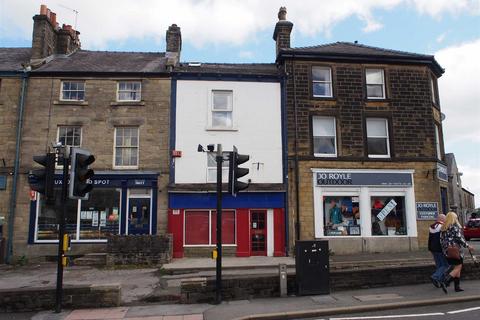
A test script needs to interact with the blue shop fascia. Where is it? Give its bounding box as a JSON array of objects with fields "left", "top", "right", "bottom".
[{"left": 28, "top": 171, "right": 159, "bottom": 244}]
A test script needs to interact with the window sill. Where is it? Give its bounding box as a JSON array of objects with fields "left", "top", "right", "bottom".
[
  {"left": 110, "top": 101, "right": 145, "bottom": 107},
  {"left": 311, "top": 96, "right": 336, "bottom": 101},
  {"left": 365, "top": 98, "right": 390, "bottom": 102},
  {"left": 368, "top": 155, "right": 391, "bottom": 159},
  {"left": 314, "top": 154, "right": 337, "bottom": 158},
  {"left": 206, "top": 127, "right": 238, "bottom": 132},
  {"left": 54, "top": 100, "right": 89, "bottom": 106},
  {"left": 113, "top": 166, "right": 139, "bottom": 170}
]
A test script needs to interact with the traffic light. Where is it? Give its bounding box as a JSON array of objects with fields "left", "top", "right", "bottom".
[
  {"left": 28, "top": 153, "right": 56, "bottom": 203},
  {"left": 69, "top": 148, "right": 95, "bottom": 200},
  {"left": 228, "top": 146, "right": 250, "bottom": 196}
]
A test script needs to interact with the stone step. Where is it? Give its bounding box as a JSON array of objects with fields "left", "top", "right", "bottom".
[{"left": 73, "top": 253, "right": 107, "bottom": 266}]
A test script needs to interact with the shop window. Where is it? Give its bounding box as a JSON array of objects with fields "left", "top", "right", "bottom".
[
  {"left": 371, "top": 196, "right": 407, "bottom": 236},
  {"left": 210, "top": 90, "right": 233, "bottom": 129},
  {"left": 36, "top": 190, "right": 78, "bottom": 241},
  {"left": 206, "top": 152, "right": 229, "bottom": 183},
  {"left": 61, "top": 81, "right": 85, "bottom": 101},
  {"left": 211, "top": 210, "right": 236, "bottom": 245},
  {"left": 365, "top": 69, "right": 385, "bottom": 99},
  {"left": 117, "top": 81, "right": 141, "bottom": 101},
  {"left": 323, "top": 196, "right": 361, "bottom": 236},
  {"left": 312, "top": 116, "right": 337, "bottom": 157},
  {"left": 366, "top": 118, "right": 390, "bottom": 158},
  {"left": 184, "top": 210, "right": 236, "bottom": 245},
  {"left": 79, "top": 189, "right": 121, "bottom": 240},
  {"left": 312, "top": 67, "right": 333, "bottom": 97},
  {"left": 114, "top": 127, "right": 139, "bottom": 168}
]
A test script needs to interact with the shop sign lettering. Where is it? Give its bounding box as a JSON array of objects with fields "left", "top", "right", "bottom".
[
  {"left": 316, "top": 172, "right": 412, "bottom": 186},
  {"left": 317, "top": 173, "right": 352, "bottom": 185},
  {"left": 377, "top": 199, "right": 397, "bottom": 221},
  {"left": 416, "top": 202, "right": 438, "bottom": 220},
  {"left": 437, "top": 163, "right": 448, "bottom": 182}
]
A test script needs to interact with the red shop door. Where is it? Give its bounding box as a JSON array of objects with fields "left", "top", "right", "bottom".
[{"left": 250, "top": 210, "right": 267, "bottom": 256}]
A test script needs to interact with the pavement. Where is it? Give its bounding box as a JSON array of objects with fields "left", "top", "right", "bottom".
[{"left": 3, "top": 279, "right": 480, "bottom": 320}]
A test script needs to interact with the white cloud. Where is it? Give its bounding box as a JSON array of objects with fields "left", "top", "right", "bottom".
[
  {"left": 436, "top": 39, "right": 480, "bottom": 207},
  {"left": 436, "top": 39, "right": 480, "bottom": 144},
  {"left": 238, "top": 51, "right": 254, "bottom": 58},
  {"left": 436, "top": 32, "right": 447, "bottom": 43},
  {"left": 1, "top": 0, "right": 479, "bottom": 49}
]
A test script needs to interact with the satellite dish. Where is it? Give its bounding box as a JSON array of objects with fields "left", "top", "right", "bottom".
[{"left": 441, "top": 113, "right": 446, "bottom": 121}]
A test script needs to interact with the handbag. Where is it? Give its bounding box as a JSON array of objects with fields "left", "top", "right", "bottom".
[{"left": 446, "top": 244, "right": 461, "bottom": 260}]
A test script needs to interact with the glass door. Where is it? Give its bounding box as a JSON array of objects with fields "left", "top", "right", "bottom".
[
  {"left": 250, "top": 210, "right": 267, "bottom": 256},
  {"left": 128, "top": 198, "right": 150, "bottom": 235}
]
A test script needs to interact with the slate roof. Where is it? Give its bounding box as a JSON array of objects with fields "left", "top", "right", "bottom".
[
  {"left": 0, "top": 48, "right": 31, "bottom": 72},
  {"left": 174, "top": 62, "right": 279, "bottom": 77},
  {"left": 279, "top": 41, "right": 444, "bottom": 75},
  {"left": 33, "top": 50, "right": 168, "bottom": 74}
]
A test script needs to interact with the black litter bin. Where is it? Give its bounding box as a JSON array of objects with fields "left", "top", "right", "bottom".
[{"left": 295, "top": 240, "right": 329, "bottom": 295}]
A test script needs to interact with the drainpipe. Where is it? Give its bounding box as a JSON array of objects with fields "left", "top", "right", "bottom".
[
  {"left": 292, "top": 55, "right": 300, "bottom": 241},
  {"left": 280, "top": 74, "right": 289, "bottom": 256},
  {"left": 6, "top": 69, "right": 29, "bottom": 264}
]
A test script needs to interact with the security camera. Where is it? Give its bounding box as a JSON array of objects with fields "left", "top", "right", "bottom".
[{"left": 207, "top": 144, "right": 215, "bottom": 152}]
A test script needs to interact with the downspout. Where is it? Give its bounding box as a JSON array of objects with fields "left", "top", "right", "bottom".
[
  {"left": 6, "top": 68, "right": 29, "bottom": 264},
  {"left": 292, "top": 54, "right": 301, "bottom": 241},
  {"left": 280, "top": 74, "right": 289, "bottom": 256}
]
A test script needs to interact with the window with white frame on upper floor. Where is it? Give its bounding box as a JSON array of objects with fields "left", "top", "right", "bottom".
[
  {"left": 206, "top": 152, "right": 229, "bottom": 183},
  {"left": 56, "top": 126, "right": 82, "bottom": 167},
  {"left": 430, "top": 77, "right": 437, "bottom": 105},
  {"left": 312, "top": 116, "right": 337, "bottom": 157},
  {"left": 210, "top": 90, "right": 233, "bottom": 129},
  {"left": 61, "top": 81, "right": 85, "bottom": 101},
  {"left": 366, "top": 118, "right": 390, "bottom": 158},
  {"left": 117, "top": 81, "right": 141, "bottom": 101},
  {"left": 312, "top": 67, "right": 333, "bottom": 97},
  {"left": 114, "top": 127, "right": 139, "bottom": 168},
  {"left": 435, "top": 124, "right": 442, "bottom": 160},
  {"left": 365, "top": 69, "right": 385, "bottom": 99}
]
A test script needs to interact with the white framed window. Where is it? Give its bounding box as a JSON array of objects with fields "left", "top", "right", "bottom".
[
  {"left": 184, "top": 210, "right": 236, "bottom": 246},
  {"left": 117, "top": 81, "right": 141, "bottom": 101},
  {"left": 210, "top": 90, "right": 233, "bottom": 129},
  {"left": 114, "top": 127, "right": 139, "bottom": 168},
  {"left": 206, "top": 152, "right": 229, "bottom": 183},
  {"left": 366, "top": 118, "right": 390, "bottom": 158},
  {"left": 312, "top": 116, "right": 337, "bottom": 157},
  {"left": 435, "top": 124, "right": 442, "bottom": 160},
  {"left": 312, "top": 67, "right": 333, "bottom": 97},
  {"left": 56, "top": 126, "right": 82, "bottom": 168},
  {"left": 61, "top": 81, "right": 85, "bottom": 101},
  {"left": 430, "top": 77, "right": 437, "bottom": 105},
  {"left": 366, "top": 69, "right": 385, "bottom": 99}
]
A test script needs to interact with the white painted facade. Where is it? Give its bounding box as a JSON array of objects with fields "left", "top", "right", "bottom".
[{"left": 174, "top": 80, "right": 283, "bottom": 184}]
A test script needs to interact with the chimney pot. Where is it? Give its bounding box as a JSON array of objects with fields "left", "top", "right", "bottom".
[
  {"left": 278, "top": 7, "right": 287, "bottom": 21},
  {"left": 50, "top": 12, "right": 56, "bottom": 26},
  {"left": 40, "top": 4, "right": 47, "bottom": 15},
  {"left": 46, "top": 8, "right": 51, "bottom": 20}
]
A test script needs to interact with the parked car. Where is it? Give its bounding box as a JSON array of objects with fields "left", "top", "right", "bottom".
[{"left": 464, "top": 218, "right": 480, "bottom": 241}]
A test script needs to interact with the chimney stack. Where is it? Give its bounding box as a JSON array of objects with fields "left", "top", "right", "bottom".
[
  {"left": 31, "top": 4, "right": 81, "bottom": 63},
  {"left": 165, "top": 24, "right": 182, "bottom": 68},
  {"left": 273, "top": 7, "right": 293, "bottom": 57}
]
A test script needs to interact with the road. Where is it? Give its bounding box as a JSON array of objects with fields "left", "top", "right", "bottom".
[{"left": 299, "top": 301, "right": 480, "bottom": 320}]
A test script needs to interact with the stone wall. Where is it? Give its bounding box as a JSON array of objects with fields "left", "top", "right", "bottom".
[
  {"left": 0, "top": 284, "right": 120, "bottom": 312},
  {"left": 180, "top": 261, "right": 480, "bottom": 303},
  {"left": 106, "top": 234, "right": 172, "bottom": 266},
  {"left": 12, "top": 77, "right": 171, "bottom": 258}
]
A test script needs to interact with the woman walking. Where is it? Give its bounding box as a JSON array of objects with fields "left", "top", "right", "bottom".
[{"left": 440, "top": 211, "right": 474, "bottom": 293}]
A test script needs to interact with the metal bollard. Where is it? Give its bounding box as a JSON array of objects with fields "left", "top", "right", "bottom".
[{"left": 279, "top": 263, "right": 287, "bottom": 297}]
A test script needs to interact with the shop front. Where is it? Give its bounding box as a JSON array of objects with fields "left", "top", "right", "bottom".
[
  {"left": 312, "top": 169, "right": 417, "bottom": 253},
  {"left": 168, "top": 192, "right": 286, "bottom": 258},
  {"left": 28, "top": 171, "right": 159, "bottom": 244}
]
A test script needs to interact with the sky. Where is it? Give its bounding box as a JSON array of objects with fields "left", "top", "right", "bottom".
[{"left": 1, "top": 0, "right": 479, "bottom": 207}]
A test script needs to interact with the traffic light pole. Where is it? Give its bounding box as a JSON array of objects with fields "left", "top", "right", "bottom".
[
  {"left": 55, "top": 147, "right": 69, "bottom": 313},
  {"left": 215, "top": 144, "right": 223, "bottom": 305}
]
